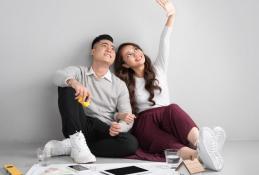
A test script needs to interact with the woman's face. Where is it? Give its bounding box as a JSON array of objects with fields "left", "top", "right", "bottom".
[{"left": 120, "top": 45, "right": 145, "bottom": 68}]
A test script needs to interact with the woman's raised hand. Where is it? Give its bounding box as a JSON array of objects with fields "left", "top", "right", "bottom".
[{"left": 156, "top": 0, "right": 176, "bottom": 17}]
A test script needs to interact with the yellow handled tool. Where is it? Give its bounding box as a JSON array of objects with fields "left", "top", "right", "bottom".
[
  {"left": 3, "top": 164, "right": 23, "bottom": 175},
  {"left": 78, "top": 96, "right": 90, "bottom": 107}
]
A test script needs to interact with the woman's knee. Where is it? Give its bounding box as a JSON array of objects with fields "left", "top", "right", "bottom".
[{"left": 169, "top": 103, "right": 181, "bottom": 111}]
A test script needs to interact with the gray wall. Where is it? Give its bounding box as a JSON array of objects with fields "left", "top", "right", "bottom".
[{"left": 0, "top": 0, "right": 258, "bottom": 143}]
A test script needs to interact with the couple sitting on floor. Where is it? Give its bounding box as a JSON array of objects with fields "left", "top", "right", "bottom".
[{"left": 44, "top": 0, "right": 226, "bottom": 171}]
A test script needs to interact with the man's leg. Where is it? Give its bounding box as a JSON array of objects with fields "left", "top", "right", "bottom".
[
  {"left": 58, "top": 87, "right": 111, "bottom": 140},
  {"left": 58, "top": 87, "right": 138, "bottom": 158},
  {"left": 58, "top": 87, "right": 88, "bottom": 137},
  {"left": 88, "top": 132, "right": 138, "bottom": 157},
  {"left": 55, "top": 87, "right": 97, "bottom": 163},
  {"left": 45, "top": 87, "right": 88, "bottom": 158}
]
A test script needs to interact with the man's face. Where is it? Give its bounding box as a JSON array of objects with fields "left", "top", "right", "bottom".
[{"left": 91, "top": 39, "right": 116, "bottom": 66}]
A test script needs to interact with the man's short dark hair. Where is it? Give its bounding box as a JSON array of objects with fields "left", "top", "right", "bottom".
[{"left": 91, "top": 34, "right": 113, "bottom": 49}]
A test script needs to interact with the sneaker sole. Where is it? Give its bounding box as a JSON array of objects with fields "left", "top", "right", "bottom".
[
  {"left": 199, "top": 127, "right": 224, "bottom": 171},
  {"left": 71, "top": 152, "right": 96, "bottom": 164},
  {"left": 214, "top": 126, "right": 226, "bottom": 151}
]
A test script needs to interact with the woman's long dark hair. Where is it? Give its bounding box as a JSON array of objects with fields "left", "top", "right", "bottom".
[{"left": 114, "top": 43, "right": 161, "bottom": 114}]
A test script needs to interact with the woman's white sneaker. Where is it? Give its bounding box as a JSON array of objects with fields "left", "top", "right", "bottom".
[
  {"left": 44, "top": 138, "right": 71, "bottom": 157},
  {"left": 197, "top": 127, "right": 224, "bottom": 171},
  {"left": 213, "top": 126, "right": 226, "bottom": 153},
  {"left": 69, "top": 131, "right": 96, "bottom": 163}
]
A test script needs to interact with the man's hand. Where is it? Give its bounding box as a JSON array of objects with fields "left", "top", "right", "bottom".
[
  {"left": 109, "top": 122, "right": 121, "bottom": 136},
  {"left": 116, "top": 113, "right": 136, "bottom": 124},
  {"left": 156, "top": 0, "right": 176, "bottom": 17},
  {"left": 67, "top": 79, "right": 91, "bottom": 102}
]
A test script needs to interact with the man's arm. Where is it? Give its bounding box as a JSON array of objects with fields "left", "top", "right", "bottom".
[
  {"left": 53, "top": 66, "right": 81, "bottom": 87},
  {"left": 53, "top": 66, "right": 91, "bottom": 102},
  {"left": 116, "top": 81, "right": 134, "bottom": 132},
  {"left": 67, "top": 79, "right": 91, "bottom": 102}
]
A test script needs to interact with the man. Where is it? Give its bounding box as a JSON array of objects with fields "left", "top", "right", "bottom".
[{"left": 44, "top": 34, "right": 138, "bottom": 163}]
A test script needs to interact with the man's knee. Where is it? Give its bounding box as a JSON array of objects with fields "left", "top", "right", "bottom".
[
  {"left": 58, "top": 87, "right": 75, "bottom": 97},
  {"left": 119, "top": 133, "right": 139, "bottom": 155}
]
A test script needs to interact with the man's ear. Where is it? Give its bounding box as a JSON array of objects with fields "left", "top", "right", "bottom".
[
  {"left": 122, "top": 63, "right": 130, "bottom": 68},
  {"left": 91, "top": 49, "right": 95, "bottom": 56}
]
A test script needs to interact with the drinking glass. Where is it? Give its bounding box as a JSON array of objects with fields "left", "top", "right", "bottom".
[{"left": 164, "top": 149, "right": 181, "bottom": 169}]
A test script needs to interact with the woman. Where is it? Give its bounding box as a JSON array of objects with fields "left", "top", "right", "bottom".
[{"left": 114, "top": 0, "right": 225, "bottom": 171}]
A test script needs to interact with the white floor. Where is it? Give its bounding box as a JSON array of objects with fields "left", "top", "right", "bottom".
[{"left": 0, "top": 141, "right": 258, "bottom": 175}]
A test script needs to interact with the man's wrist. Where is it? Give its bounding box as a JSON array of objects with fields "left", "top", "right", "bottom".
[
  {"left": 114, "top": 112, "right": 119, "bottom": 121},
  {"left": 66, "top": 79, "right": 74, "bottom": 87}
]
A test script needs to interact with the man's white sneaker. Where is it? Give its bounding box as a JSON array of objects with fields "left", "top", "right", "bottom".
[
  {"left": 70, "top": 131, "right": 96, "bottom": 163},
  {"left": 44, "top": 138, "right": 71, "bottom": 157},
  {"left": 198, "top": 127, "right": 224, "bottom": 171},
  {"left": 213, "top": 126, "right": 226, "bottom": 153}
]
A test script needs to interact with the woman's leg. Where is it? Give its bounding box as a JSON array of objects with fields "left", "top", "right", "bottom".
[
  {"left": 160, "top": 104, "right": 199, "bottom": 159},
  {"left": 133, "top": 111, "right": 197, "bottom": 160},
  {"left": 133, "top": 106, "right": 190, "bottom": 153},
  {"left": 154, "top": 104, "right": 224, "bottom": 169},
  {"left": 159, "top": 104, "right": 198, "bottom": 147},
  {"left": 133, "top": 116, "right": 184, "bottom": 153},
  {"left": 187, "top": 127, "right": 199, "bottom": 147}
]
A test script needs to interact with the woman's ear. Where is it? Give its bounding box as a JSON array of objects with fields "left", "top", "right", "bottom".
[{"left": 122, "top": 63, "right": 130, "bottom": 68}]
